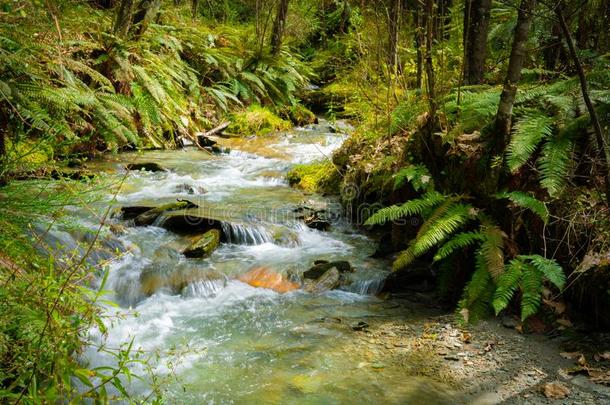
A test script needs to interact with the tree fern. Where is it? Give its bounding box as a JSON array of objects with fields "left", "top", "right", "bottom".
[
  {"left": 495, "top": 191, "right": 549, "bottom": 223},
  {"left": 506, "top": 113, "right": 553, "bottom": 172}
]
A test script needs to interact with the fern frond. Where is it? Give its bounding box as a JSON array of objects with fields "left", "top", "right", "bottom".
[
  {"left": 539, "top": 130, "right": 574, "bottom": 196},
  {"left": 506, "top": 114, "right": 553, "bottom": 172},
  {"left": 479, "top": 217, "right": 505, "bottom": 281},
  {"left": 520, "top": 264, "right": 543, "bottom": 321},
  {"left": 393, "top": 164, "right": 434, "bottom": 192},
  {"left": 458, "top": 251, "right": 494, "bottom": 322},
  {"left": 520, "top": 254, "right": 565, "bottom": 289},
  {"left": 492, "top": 259, "right": 525, "bottom": 315},
  {"left": 364, "top": 191, "right": 445, "bottom": 226},
  {"left": 434, "top": 231, "right": 485, "bottom": 261},
  {"left": 495, "top": 191, "right": 549, "bottom": 223}
]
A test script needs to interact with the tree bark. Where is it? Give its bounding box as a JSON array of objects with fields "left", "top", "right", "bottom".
[
  {"left": 387, "top": 0, "right": 402, "bottom": 71},
  {"left": 271, "top": 0, "right": 290, "bottom": 55},
  {"left": 414, "top": 5, "right": 423, "bottom": 89},
  {"left": 424, "top": 0, "right": 436, "bottom": 118},
  {"left": 131, "top": 0, "right": 161, "bottom": 39},
  {"left": 191, "top": 0, "right": 199, "bottom": 20},
  {"left": 556, "top": 2, "right": 610, "bottom": 206},
  {"left": 113, "top": 0, "right": 135, "bottom": 38},
  {"left": 463, "top": 0, "right": 491, "bottom": 85},
  {"left": 492, "top": 0, "right": 536, "bottom": 155}
]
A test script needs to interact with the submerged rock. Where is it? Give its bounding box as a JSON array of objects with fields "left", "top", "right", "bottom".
[
  {"left": 173, "top": 183, "right": 207, "bottom": 195},
  {"left": 303, "top": 261, "right": 353, "bottom": 279},
  {"left": 140, "top": 264, "right": 226, "bottom": 296},
  {"left": 125, "top": 162, "right": 167, "bottom": 172},
  {"left": 183, "top": 229, "right": 220, "bottom": 258},
  {"left": 304, "top": 267, "right": 340, "bottom": 294},
  {"left": 133, "top": 200, "right": 198, "bottom": 226},
  {"left": 237, "top": 267, "right": 299, "bottom": 294}
]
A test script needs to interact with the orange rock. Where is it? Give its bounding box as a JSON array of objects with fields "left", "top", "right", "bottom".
[{"left": 237, "top": 267, "right": 299, "bottom": 293}]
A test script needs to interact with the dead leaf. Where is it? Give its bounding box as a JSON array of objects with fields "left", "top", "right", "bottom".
[
  {"left": 459, "top": 308, "right": 469, "bottom": 324},
  {"left": 542, "top": 382, "right": 570, "bottom": 399},
  {"left": 556, "top": 318, "right": 573, "bottom": 328},
  {"left": 543, "top": 298, "right": 566, "bottom": 315}
]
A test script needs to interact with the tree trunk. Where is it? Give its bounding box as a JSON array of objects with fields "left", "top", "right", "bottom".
[
  {"left": 191, "top": 0, "right": 199, "bottom": 20},
  {"left": 556, "top": 2, "right": 610, "bottom": 206},
  {"left": 414, "top": 6, "right": 423, "bottom": 89},
  {"left": 463, "top": 0, "right": 491, "bottom": 85},
  {"left": 492, "top": 0, "right": 536, "bottom": 156},
  {"left": 271, "top": 0, "right": 290, "bottom": 55},
  {"left": 424, "top": 0, "right": 436, "bottom": 118},
  {"left": 131, "top": 0, "right": 161, "bottom": 39},
  {"left": 113, "top": 0, "right": 135, "bottom": 38},
  {"left": 388, "top": 0, "right": 401, "bottom": 71}
]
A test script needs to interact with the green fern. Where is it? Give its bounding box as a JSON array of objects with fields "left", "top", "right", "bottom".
[
  {"left": 364, "top": 191, "right": 445, "bottom": 225},
  {"left": 478, "top": 217, "right": 505, "bottom": 281},
  {"left": 495, "top": 191, "right": 549, "bottom": 223},
  {"left": 393, "top": 165, "right": 434, "bottom": 192},
  {"left": 539, "top": 130, "right": 574, "bottom": 196},
  {"left": 434, "top": 231, "right": 486, "bottom": 261},
  {"left": 506, "top": 114, "right": 554, "bottom": 172},
  {"left": 492, "top": 258, "right": 525, "bottom": 314}
]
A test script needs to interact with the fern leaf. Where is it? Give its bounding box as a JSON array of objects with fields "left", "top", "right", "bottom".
[
  {"left": 434, "top": 231, "right": 485, "bottom": 261},
  {"left": 492, "top": 259, "right": 525, "bottom": 315},
  {"left": 520, "top": 264, "right": 543, "bottom": 321},
  {"left": 506, "top": 114, "right": 553, "bottom": 172},
  {"left": 393, "top": 165, "right": 434, "bottom": 192},
  {"left": 479, "top": 217, "right": 505, "bottom": 282},
  {"left": 539, "top": 131, "right": 574, "bottom": 196},
  {"left": 364, "top": 191, "right": 445, "bottom": 226},
  {"left": 520, "top": 254, "right": 565, "bottom": 289},
  {"left": 495, "top": 191, "right": 549, "bottom": 223},
  {"left": 458, "top": 251, "right": 494, "bottom": 322}
]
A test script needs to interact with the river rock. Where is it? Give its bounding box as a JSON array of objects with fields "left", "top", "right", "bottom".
[
  {"left": 304, "top": 215, "right": 330, "bottom": 231},
  {"left": 305, "top": 267, "right": 340, "bottom": 294},
  {"left": 133, "top": 200, "right": 199, "bottom": 226},
  {"left": 183, "top": 229, "right": 220, "bottom": 258},
  {"left": 125, "top": 162, "right": 168, "bottom": 172},
  {"left": 173, "top": 183, "right": 207, "bottom": 195},
  {"left": 140, "top": 264, "right": 226, "bottom": 296},
  {"left": 303, "top": 260, "right": 353, "bottom": 279},
  {"left": 237, "top": 267, "right": 299, "bottom": 294},
  {"left": 196, "top": 135, "right": 217, "bottom": 147},
  {"left": 118, "top": 205, "right": 155, "bottom": 220}
]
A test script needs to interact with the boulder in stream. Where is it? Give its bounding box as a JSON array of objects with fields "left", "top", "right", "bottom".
[
  {"left": 173, "top": 183, "right": 207, "bottom": 195},
  {"left": 303, "top": 260, "right": 353, "bottom": 279},
  {"left": 140, "top": 264, "right": 226, "bottom": 296},
  {"left": 183, "top": 229, "right": 220, "bottom": 258},
  {"left": 304, "top": 267, "right": 340, "bottom": 294},
  {"left": 133, "top": 200, "right": 199, "bottom": 226},
  {"left": 237, "top": 267, "right": 299, "bottom": 294},
  {"left": 125, "top": 162, "right": 168, "bottom": 172},
  {"left": 304, "top": 214, "right": 331, "bottom": 231}
]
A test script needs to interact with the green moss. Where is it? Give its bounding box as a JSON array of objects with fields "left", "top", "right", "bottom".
[
  {"left": 228, "top": 105, "right": 292, "bottom": 136},
  {"left": 287, "top": 160, "right": 341, "bottom": 194},
  {"left": 6, "top": 139, "right": 54, "bottom": 171},
  {"left": 278, "top": 104, "right": 318, "bottom": 126}
]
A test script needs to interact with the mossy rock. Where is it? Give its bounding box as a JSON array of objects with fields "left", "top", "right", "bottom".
[
  {"left": 287, "top": 161, "right": 341, "bottom": 194},
  {"left": 228, "top": 105, "right": 292, "bottom": 136},
  {"left": 183, "top": 229, "right": 221, "bottom": 258},
  {"left": 278, "top": 104, "right": 318, "bottom": 127},
  {"left": 133, "top": 200, "right": 198, "bottom": 226}
]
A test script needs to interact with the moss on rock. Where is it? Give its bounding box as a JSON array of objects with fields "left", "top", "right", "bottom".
[
  {"left": 278, "top": 104, "right": 318, "bottom": 126},
  {"left": 228, "top": 105, "right": 292, "bottom": 136},
  {"left": 287, "top": 160, "right": 341, "bottom": 194}
]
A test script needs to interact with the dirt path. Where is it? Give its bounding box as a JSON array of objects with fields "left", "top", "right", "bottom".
[{"left": 348, "top": 294, "right": 610, "bottom": 404}]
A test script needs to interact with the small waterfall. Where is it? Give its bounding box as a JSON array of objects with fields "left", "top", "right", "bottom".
[
  {"left": 182, "top": 278, "right": 227, "bottom": 298},
  {"left": 221, "top": 222, "right": 274, "bottom": 245},
  {"left": 343, "top": 276, "right": 387, "bottom": 295}
]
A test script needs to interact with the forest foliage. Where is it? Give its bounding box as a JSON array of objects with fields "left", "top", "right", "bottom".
[{"left": 0, "top": 0, "right": 609, "bottom": 401}]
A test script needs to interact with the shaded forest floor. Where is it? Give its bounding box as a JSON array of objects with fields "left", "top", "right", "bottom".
[{"left": 340, "top": 293, "right": 610, "bottom": 404}]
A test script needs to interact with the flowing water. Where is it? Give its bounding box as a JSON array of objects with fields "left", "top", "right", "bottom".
[{"left": 47, "top": 120, "right": 456, "bottom": 403}]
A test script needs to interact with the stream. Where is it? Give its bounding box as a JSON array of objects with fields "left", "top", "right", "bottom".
[{"left": 50, "top": 120, "right": 457, "bottom": 403}]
